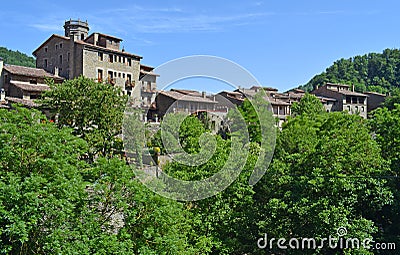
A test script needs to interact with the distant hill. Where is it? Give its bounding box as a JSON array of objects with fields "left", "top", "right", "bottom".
[
  {"left": 300, "top": 48, "right": 400, "bottom": 94},
  {"left": 0, "top": 47, "right": 35, "bottom": 68}
]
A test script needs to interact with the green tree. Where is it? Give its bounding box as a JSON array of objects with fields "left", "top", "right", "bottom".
[
  {"left": 41, "top": 76, "right": 127, "bottom": 160},
  {"left": 0, "top": 106, "right": 196, "bottom": 254},
  {"left": 253, "top": 112, "right": 393, "bottom": 255},
  {"left": 299, "top": 48, "right": 400, "bottom": 93},
  {"left": 290, "top": 93, "right": 325, "bottom": 116},
  {"left": 370, "top": 104, "right": 400, "bottom": 247},
  {"left": 382, "top": 88, "right": 400, "bottom": 110},
  {"left": 0, "top": 47, "right": 35, "bottom": 67}
]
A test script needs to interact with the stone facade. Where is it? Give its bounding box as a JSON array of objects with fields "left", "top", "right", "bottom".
[
  {"left": 33, "top": 19, "right": 150, "bottom": 107},
  {"left": 156, "top": 89, "right": 218, "bottom": 119},
  {"left": 0, "top": 59, "right": 63, "bottom": 107},
  {"left": 311, "top": 83, "right": 368, "bottom": 118},
  {"left": 364, "top": 91, "right": 386, "bottom": 113}
]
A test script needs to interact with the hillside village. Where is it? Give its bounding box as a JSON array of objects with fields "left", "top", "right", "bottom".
[
  {"left": 1, "top": 18, "right": 399, "bottom": 254},
  {"left": 0, "top": 19, "right": 389, "bottom": 127}
]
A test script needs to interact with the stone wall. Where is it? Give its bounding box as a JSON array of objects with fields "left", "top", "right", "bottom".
[
  {"left": 35, "top": 37, "right": 71, "bottom": 78},
  {"left": 82, "top": 48, "right": 141, "bottom": 100}
]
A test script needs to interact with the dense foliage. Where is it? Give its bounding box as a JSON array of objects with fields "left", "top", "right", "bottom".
[
  {"left": 1, "top": 76, "right": 399, "bottom": 254},
  {"left": 300, "top": 48, "right": 400, "bottom": 94},
  {"left": 41, "top": 76, "right": 127, "bottom": 160},
  {"left": 0, "top": 47, "right": 35, "bottom": 67}
]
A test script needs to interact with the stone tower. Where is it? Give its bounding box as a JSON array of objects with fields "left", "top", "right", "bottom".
[{"left": 64, "top": 19, "right": 89, "bottom": 41}]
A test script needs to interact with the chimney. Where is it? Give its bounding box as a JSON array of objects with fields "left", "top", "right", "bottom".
[
  {"left": 315, "top": 85, "right": 319, "bottom": 90},
  {"left": 352, "top": 84, "right": 355, "bottom": 92},
  {"left": 0, "top": 88, "right": 5, "bottom": 102},
  {"left": 54, "top": 67, "right": 59, "bottom": 77},
  {"left": 202, "top": 91, "right": 206, "bottom": 98}
]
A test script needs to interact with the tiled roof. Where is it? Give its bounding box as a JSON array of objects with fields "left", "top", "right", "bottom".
[
  {"left": 336, "top": 90, "right": 368, "bottom": 97},
  {"left": 140, "top": 70, "right": 160, "bottom": 77},
  {"left": 159, "top": 91, "right": 217, "bottom": 104},
  {"left": 364, "top": 91, "right": 386, "bottom": 96},
  {"left": 6, "top": 97, "right": 39, "bottom": 108},
  {"left": 140, "top": 64, "right": 155, "bottom": 71},
  {"left": 326, "top": 82, "right": 350, "bottom": 87},
  {"left": 171, "top": 89, "right": 202, "bottom": 97},
  {"left": 4, "top": 65, "right": 62, "bottom": 80},
  {"left": 33, "top": 34, "right": 70, "bottom": 55},
  {"left": 75, "top": 40, "right": 142, "bottom": 59},
  {"left": 86, "top": 32, "right": 123, "bottom": 42},
  {"left": 10, "top": 81, "right": 50, "bottom": 92},
  {"left": 266, "top": 97, "right": 291, "bottom": 106},
  {"left": 316, "top": 96, "right": 337, "bottom": 102}
]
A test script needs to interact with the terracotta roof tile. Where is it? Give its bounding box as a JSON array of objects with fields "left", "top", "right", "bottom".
[
  {"left": 159, "top": 91, "right": 217, "bottom": 104},
  {"left": 6, "top": 97, "right": 39, "bottom": 108},
  {"left": 10, "top": 81, "right": 50, "bottom": 92},
  {"left": 4, "top": 65, "right": 62, "bottom": 80}
]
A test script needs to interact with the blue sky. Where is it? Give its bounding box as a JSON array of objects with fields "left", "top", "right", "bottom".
[{"left": 1, "top": 0, "right": 400, "bottom": 93}]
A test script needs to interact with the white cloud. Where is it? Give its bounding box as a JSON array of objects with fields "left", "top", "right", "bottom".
[{"left": 29, "top": 23, "right": 63, "bottom": 32}]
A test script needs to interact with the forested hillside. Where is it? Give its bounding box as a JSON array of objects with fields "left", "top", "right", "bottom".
[
  {"left": 300, "top": 48, "right": 400, "bottom": 94},
  {"left": 0, "top": 46, "right": 35, "bottom": 67}
]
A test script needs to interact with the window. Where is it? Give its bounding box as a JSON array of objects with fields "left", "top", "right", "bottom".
[
  {"left": 97, "top": 69, "right": 103, "bottom": 82},
  {"left": 44, "top": 59, "right": 48, "bottom": 68},
  {"left": 122, "top": 73, "right": 125, "bottom": 78},
  {"left": 127, "top": 74, "right": 132, "bottom": 82},
  {"left": 98, "top": 52, "right": 103, "bottom": 61},
  {"left": 361, "top": 106, "right": 365, "bottom": 112},
  {"left": 114, "top": 55, "right": 117, "bottom": 62},
  {"left": 127, "top": 58, "right": 132, "bottom": 66},
  {"left": 81, "top": 34, "right": 85, "bottom": 40},
  {"left": 119, "top": 56, "right": 122, "bottom": 62},
  {"left": 55, "top": 44, "right": 58, "bottom": 50},
  {"left": 122, "top": 57, "right": 125, "bottom": 64},
  {"left": 347, "top": 105, "right": 351, "bottom": 112},
  {"left": 59, "top": 55, "right": 63, "bottom": 64},
  {"left": 118, "top": 73, "right": 121, "bottom": 78},
  {"left": 60, "top": 43, "right": 63, "bottom": 49},
  {"left": 29, "top": 79, "right": 37, "bottom": 84},
  {"left": 108, "top": 71, "right": 113, "bottom": 79},
  {"left": 44, "top": 47, "right": 48, "bottom": 53},
  {"left": 109, "top": 54, "right": 113, "bottom": 63},
  {"left": 67, "top": 52, "right": 70, "bottom": 62}
]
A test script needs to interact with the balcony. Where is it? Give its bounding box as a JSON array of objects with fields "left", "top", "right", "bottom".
[
  {"left": 125, "top": 80, "right": 135, "bottom": 90},
  {"left": 107, "top": 78, "right": 116, "bottom": 85}
]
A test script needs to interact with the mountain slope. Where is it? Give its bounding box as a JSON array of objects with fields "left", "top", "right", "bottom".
[
  {"left": 0, "top": 47, "right": 35, "bottom": 67},
  {"left": 300, "top": 48, "right": 400, "bottom": 94}
]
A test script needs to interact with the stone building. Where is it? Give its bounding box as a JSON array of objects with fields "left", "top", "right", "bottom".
[
  {"left": 139, "top": 64, "right": 158, "bottom": 108},
  {"left": 155, "top": 89, "right": 219, "bottom": 119},
  {"left": 363, "top": 91, "right": 386, "bottom": 113},
  {"left": 0, "top": 57, "right": 63, "bottom": 108},
  {"left": 32, "top": 19, "right": 154, "bottom": 106},
  {"left": 311, "top": 83, "right": 368, "bottom": 118},
  {"left": 232, "top": 87, "right": 291, "bottom": 126}
]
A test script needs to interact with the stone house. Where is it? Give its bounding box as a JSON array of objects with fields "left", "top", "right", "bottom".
[
  {"left": 232, "top": 87, "right": 291, "bottom": 126},
  {"left": 363, "top": 91, "right": 386, "bottom": 113},
  {"left": 32, "top": 19, "right": 150, "bottom": 106},
  {"left": 0, "top": 57, "right": 63, "bottom": 108},
  {"left": 311, "top": 83, "right": 368, "bottom": 118},
  {"left": 155, "top": 89, "right": 218, "bottom": 119},
  {"left": 139, "top": 64, "right": 159, "bottom": 108}
]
